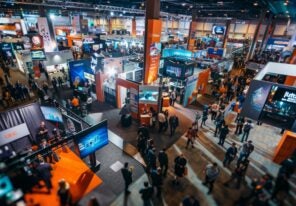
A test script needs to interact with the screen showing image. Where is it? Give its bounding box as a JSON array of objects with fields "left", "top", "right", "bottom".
[
  {"left": 184, "top": 67, "right": 194, "bottom": 78},
  {"left": 31, "top": 50, "right": 46, "bottom": 60},
  {"left": 69, "top": 59, "right": 93, "bottom": 85},
  {"left": 74, "top": 120, "right": 108, "bottom": 158},
  {"left": 150, "top": 42, "right": 161, "bottom": 56},
  {"left": 40, "top": 106, "right": 63, "bottom": 123},
  {"left": 212, "top": 26, "right": 226, "bottom": 35},
  {"left": 260, "top": 86, "right": 296, "bottom": 130},
  {"left": 139, "top": 85, "right": 159, "bottom": 104},
  {"left": 165, "top": 66, "right": 182, "bottom": 78}
]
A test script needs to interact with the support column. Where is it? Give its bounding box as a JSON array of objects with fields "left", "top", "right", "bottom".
[
  {"left": 187, "top": 11, "right": 197, "bottom": 51},
  {"left": 289, "top": 48, "right": 296, "bottom": 64},
  {"left": 131, "top": 17, "right": 136, "bottom": 37},
  {"left": 108, "top": 18, "right": 112, "bottom": 35},
  {"left": 246, "top": 11, "right": 266, "bottom": 61},
  {"left": 222, "top": 20, "right": 231, "bottom": 49},
  {"left": 260, "top": 16, "right": 276, "bottom": 54},
  {"left": 143, "top": 0, "right": 161, "bottom": 85}
]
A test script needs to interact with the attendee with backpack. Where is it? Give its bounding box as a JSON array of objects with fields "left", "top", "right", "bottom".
[
  {"left": 241, "top": 120, "right": 253, "bottom": 142},
  {"left": 169, "top": 114, "right": 179, "bottom": 136}
]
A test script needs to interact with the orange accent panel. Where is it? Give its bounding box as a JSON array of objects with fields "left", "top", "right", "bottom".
[
  {"left": 25, "top": 147, "right": 102, "bottom": 206},
  {"left": 196, "top": 69, "right": 210, "bottom": 94},
  {"left": 0, "top": 25, "right": 16, "bottom": 31},
  {"left": 95, "top": 72, "right": 107, "bottom": 102},
  {"left": 132, "top": 18, "right": 136, "bottom": 37},
  {"left": 289, "top": 48, "right": 296, "bottom": 64},
  {"left": 67, "top": 35, "right": 82, "bottom": 47},
  {"left": 116, "top": 78, "right": 139, "bottom": 119},
  {"left": 273, "top": 131, "right": 296, "bottom": 164},
  {"left": 187, "top": 21, "right": 197, "bottom": 51},
  {"left": 284, "top": 76, "right": 296, "bottom": 86},
  {"left": 144, "top": 19, "right": 162, "bottom": 84}
]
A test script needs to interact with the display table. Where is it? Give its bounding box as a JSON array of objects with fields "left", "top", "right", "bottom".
[
  {"left": 162, "top": 97, "right": 170, "bottom": 107},
  {"left": 140, "top": 114, "right": 151, "bottom": 126}
]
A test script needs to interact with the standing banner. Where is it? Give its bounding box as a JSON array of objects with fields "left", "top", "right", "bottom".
[
  {"left": 37, "top": 17, "right": 54, "bottom": 52},
  {"left": 144, "top": 19, "right": 162, "bottom": 84},
  {"left": 187, "top": 21, "right": 197, "bottom": 51}
]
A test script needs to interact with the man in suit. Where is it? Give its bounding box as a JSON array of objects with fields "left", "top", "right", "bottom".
[
  {"left": 36, "top": 159, "right": 53, "bottom": 193},
  {"left": 121, "top": 162, "right": 133, "bottom": 194},
  {"left": 169, "top": 115, "right": 179, "bottom": 136}
]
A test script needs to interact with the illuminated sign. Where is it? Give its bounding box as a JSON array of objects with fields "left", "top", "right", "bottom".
[
  {"left": 282, "top": 91, "right": 296, "bottom": 104},
  {"left": 0, "top": 123, "right": 30, "bottom": 146}
]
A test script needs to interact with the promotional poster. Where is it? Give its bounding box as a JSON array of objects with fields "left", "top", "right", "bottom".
[
  {"left": 139, "top": 85, "right": 159, "bottom": 105},
  {"left": 69, "top": 59, "right": 94, "bottom": 85}
]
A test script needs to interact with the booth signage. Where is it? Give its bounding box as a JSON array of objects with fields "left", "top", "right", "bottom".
[
  {"left": 144, "top": 19, "right": 162, "bottom": 84},
  {"left": 267, "top": 38, "right": 289, "bottom": 47},
  {"left": 130, "top": 87, "right": 139, "bottom": 114},
  {"left": 0, "top": 123, "right": 30, "bottom": 146},
  {"left": 37, "top": 17, "right": 54, "bottom": 52}
]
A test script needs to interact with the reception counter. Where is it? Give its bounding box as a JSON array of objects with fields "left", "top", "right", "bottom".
[{"left": 140, "top": 114, "right": 151, "bottom": 126}]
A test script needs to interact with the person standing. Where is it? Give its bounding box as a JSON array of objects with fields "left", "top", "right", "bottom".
[
  {"left": 150, "top": 167, "right": 163, "bottom": 198},
  {"left": 158, "top": 112, "right": 166, "bottom": 133},
  {"left": 218, "top": 124, "right": 229, "bottom": 147},
  {"left": 214, "top": 116, "right": 224, "bottom": 137},
  {"left": 223, "top": 143, "right": 237, "bottom": 167},
  {"left": 271, "top": 172, "right": 290, "bottom": 201},
  {"left": 237, "top": 140, "right": 254, "bottom": 167},
  {"left": 224, "top": 160, "right": 249, "bottom": 189},
  {"left": 200, "top": 110, "right": 208, "bottom": 128},
  {"left": 147, "top": 147, "right": 157, "bottom": 172},
  {"left": 235, "top": 116, "right": 245, "bottom": 135},
  {"left": 163, "top": 109, "right": 169, "bottom": 131},
  {"left": 241, "top": 120, "right": 253, "bottom": 142},
  {"left": 174, "top": 154, "right": 187, "bottom": 185},
  {"left": 58, "top": 76, "right": 63, "bottom": 88},
  {"left": 36, "top": 159, "right": 53, "bottom": 194},
  {"left": 210, "top": 102, "right": 219, "bottom": 121},
  {"left": 169, "top": 114, "right": 179, "bottom": 137},
  {"left": 121, "top": 162, "right": 133, "bottom": 194},
  {"left": 57, "top": 179, "right": 72, "bottom": 206},
  {"left": 158, "top": 148, "right": 168, "bottom": 177},
  {"left": 202, "top": 163, "right": 220, "bottom": 194},
  {"left": 52, "top": 77, "right": 58, "bottom": 92},
  {"left": 139, "top": 181, "right": 153, "bottom": 206},
  {"left": 185, "top": 127, "right": 194, "bottom": 149},
  {"left": 170, "top": 90, "right": 176, "bottom": 106}
]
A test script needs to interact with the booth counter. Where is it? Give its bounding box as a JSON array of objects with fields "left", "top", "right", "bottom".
[{"left": 140, "top": 114, "right": 151, "bottom": 126}]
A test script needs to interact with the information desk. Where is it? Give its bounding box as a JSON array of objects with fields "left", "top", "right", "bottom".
[
  {"left": 162, "top": 97, "right": 170, "bottom": 107},
  {"left": 140, "top": 114, "right": 151, "bottom": 126}
]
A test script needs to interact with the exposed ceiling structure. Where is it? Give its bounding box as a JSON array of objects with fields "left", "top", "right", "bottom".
[{"left": 0, "top": 0, "right": 294, "bottom": 20}]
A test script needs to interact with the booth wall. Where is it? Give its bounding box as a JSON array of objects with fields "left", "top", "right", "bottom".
[{"left": 44, "top": 50, "right": 74, "bottom": 66}]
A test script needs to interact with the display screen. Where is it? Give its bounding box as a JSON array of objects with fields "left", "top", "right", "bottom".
[
  {"left": 260, "top": 86, "right": 296, "bottom": 130},
  {"left": 69, "top": 59, "right": 94, "bottom": 85},
  {"left": 184, "top": 67, "right": 194, "bottom": 78},
  {"left": 139, "top": 85, "right": 159, "bottom": 104},
  {"left": 74, "top": 120, "right": 108, "bottom": 158},
  {"left": 166, "top": 66, "right": 182, "bottom": 78},
  {"left": 0, "top": 176, "right": 13, "bottom": 197},
  {"left": 40, "top": 106, "right": 63, "bottom": 123},
  {"left": 212, "top": 26, "right": 226, "bottom": 35},
  {"left": 31, "top": 49, "right": 46, "bottom": 60}
]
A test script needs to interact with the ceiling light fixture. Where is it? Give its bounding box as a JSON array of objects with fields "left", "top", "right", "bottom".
[
  {"left": 253, "top": 2, "right": 258, "bottom": 6},
  {"left": 110, "top": 11, "right": 114, "bottom": 16},
  {"left": 284, "top": 2, "right": 287, "bottom": 5},
  {"left": 286, "top": 11, "right": 289, "bottom": 13},
  {"left": 182, "top": 3, "right": 186, "bottom": 6}
]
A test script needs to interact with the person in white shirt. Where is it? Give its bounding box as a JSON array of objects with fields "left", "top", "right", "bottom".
[{"left": 202, "top": 163, "right": 220, "bottom": 194}]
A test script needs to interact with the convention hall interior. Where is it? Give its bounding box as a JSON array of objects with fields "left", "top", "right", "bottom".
[{"left": 0, "top": 0, "right": 295, "bottom": 206}]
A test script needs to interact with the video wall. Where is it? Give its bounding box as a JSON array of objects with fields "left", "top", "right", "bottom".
[
  {"left": 139, "top": 85, "right": 159, "bottom": 104},
  {"left": 241, "top": 80, "right": 296, "bottom": 131},
  {"left": 163, "top": 59, "right": 194, "bottom": 80},
  {"left": 69, "top": 59, "right": 95, "bottom": 85}
]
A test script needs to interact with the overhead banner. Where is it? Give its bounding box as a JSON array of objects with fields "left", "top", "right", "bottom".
[
  {"left": 144, "top": 19, "right": 162, "bottom": 84},
  {"left": 0, "top": 123, "right": 30, "bottom": 146},
  {"left": 37, "top": 17, "right": 54, "bottom": 52}
]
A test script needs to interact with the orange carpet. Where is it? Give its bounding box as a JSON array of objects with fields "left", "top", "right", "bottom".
[{"left": 25, "top": 147, "right": 102, "bottom": 206}]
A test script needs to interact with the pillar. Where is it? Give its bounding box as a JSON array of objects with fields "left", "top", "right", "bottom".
[
  {"left": 260, "top": 15, "right": 275, "bottom": 54},
  {"left": 108, "top": 18, "right": 112, "bottom": 35},
  {"left": 187, "top": 11, "right": 197, "bottom": 51},
  {"left": 246, "top": 11, "right": 267, "bottom": 61},
  {"left": 132, "top": 17, "right": 136, "bottom": 37},
  {"left": 143, "top": 0, "right": 162, "bottom": 85},
  {"left": 222, "top": 20, "right": 231, "bottom": 49},
  {"left": 289, "top": 48, "right": 296, "bottom": 64}
]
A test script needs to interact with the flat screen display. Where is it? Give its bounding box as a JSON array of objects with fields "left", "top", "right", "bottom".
[
  {"left": 69, "top": 59, "right": 94, "bottom": 85},
  {"left": 165, "top": 66, "right": 182, "bottom": 78},
  {"left": 31, "top": 49, "right": 46, "bottom": 60},
  {"left": 212, "top": 26, "right": 226, "bottom": 35},
  {"left": 40, "top": 106, "right": 63, "bottom": 123},
  {"left": 74, "top": 120, "right": 108, "bottom": 158},
  {"left": 139, "top": 85, "right": 159, "bottom": 104}
]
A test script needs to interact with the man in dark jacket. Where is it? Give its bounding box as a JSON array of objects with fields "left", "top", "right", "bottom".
[
  {"left": 158, "top": 148, "right": 168, "bottom": 177},
  {"left": 139, "top": 181, "right": 153, "bottom": 206},
  {"left": 214, "top": 117, "right": 224, "bottom": 137},
  {"left": 121, "top": 162, "right": 133, "bottom": 194},
  {"left": 138, "top": 124, "right": 150, "bottom": 139},
  {"left": 218, "top": 125, "right": 229, "bottom": 146},
  {"left": 169, "top": 115, "right": 179, "bottom": 136},
  {"left": 150, "top": 167, "right": 163, "bottom": 198},
  {"left": 36, "top": 159, "right": 53, "bottom": 193},
  {"left": 223, "top": 143, "right": 237, "bottom": 167}
]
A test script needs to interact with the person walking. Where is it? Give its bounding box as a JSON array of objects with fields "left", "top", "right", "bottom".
[
  {"left": 185, "top": 127, "right": 195, "bottom": 149},
  {"left": 174, "top": 154, "right": 187, "bottom": 185},
  {"left": 150, "top": 167, "right": 163, "bottom": 198},
  {"left": 235, "top": 116, "right": 245, "bottom": 135},
  {"left": 163, "top": 109, "right": 169, "bottom": 131},
  {"left": 223, "top": 143, "right": 237, "bottom": 167},
  {"left": 237, "top": 140, "right": 254, "bottom": 167},
  {"left": 200, "top": 110, "right": 208, "bottom": 128},
  {"left": 52, "top": 77, "right": 58, "bottom": 92},
  {"left": 36, "top": 159, "right": 53, "bottom": 194},
  {"left": 241, "top": 120, "right": 253, "bottom": 142},
  {"left": 147, "top": 147, "right": 157, "bottom": 172},
  {"left": 210, "top": 102, "right": 219, "bottom": 121},
  {"left": 158, "top": 148, "right": 168, "bottom": 177},
  {"left": 224, "top": 160, "right": 249, "bottom": 189},
  {"left": 139, "top": 181, "right": 153, "bottom": 206},
  {"left": 57, "top": 179, "right": 72, "bottom": 206},
  {"left": 121, "top": 162, "right": 133, "bottom": 194},
  {"left": 218, "top": 124, "right": 229, "bottom": 147},
  {"left": 214, "top": 116, "right": 224, "bottom": 137},
  {"left": 202, "top": 163, "right": 220, "bottom": 194},
  {"left": 170, "top": 90, "right": 176, "bottom": 106},
  {"left": 158, "top": 112, "right": 166, "bottom": 133},
  {"left": 169, "top": 114, "right": 179, "bottom": 136}
]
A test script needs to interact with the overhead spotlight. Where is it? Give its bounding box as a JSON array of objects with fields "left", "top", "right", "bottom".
[
  {"left": 190, "top": 5, "right": 193, "bottom": 8},
  {"left": 107, "top": 1, "right": 110, "bottom": 3},
  {"left": 267, "top": 10, "right": 270, "bottom": 13},
  {"left": 182, "top": 3, "right": 186, "bottom": 6},
  {"left": 50, "top": 13, "right": 55, "bottom": 19},
  {"left": 141, "top": 2, "right": 144, "bottom": 7},
  {"left": 123, "top": 11, "right": 126, "bottom": 14},
  {"left": 253, "top": 2, "right": 258, "bottom": 6},
  {"left": 119, "top": 13, "right": 123, "bottom": 17},
  {"left": 286, "top": 10, "right": 289, "bottom": 13},
  {"left": 284, "top": 2, "right": 287, "bottom": 6},
  {"left": 110, "top": 11, "right": 114, "bottom": 16}
]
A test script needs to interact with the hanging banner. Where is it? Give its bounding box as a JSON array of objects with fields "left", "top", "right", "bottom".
[
  {"left": 37, "top": 17, "right": 54, "bottom": 52},
  {"left": 144, "top": 19, "right": 162, "bottom": 84},
  {"left": 72, "top": 16, "right": 81, "bottom": 33}
]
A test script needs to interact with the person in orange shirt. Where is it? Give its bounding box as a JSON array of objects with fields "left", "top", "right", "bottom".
[{"left": 71, "top": 96, "right": 79, "bottom": 107}]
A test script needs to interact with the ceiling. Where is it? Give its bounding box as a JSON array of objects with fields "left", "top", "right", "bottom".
[{"left": 0, "top": 0, "right": 295, "bottom": 20}]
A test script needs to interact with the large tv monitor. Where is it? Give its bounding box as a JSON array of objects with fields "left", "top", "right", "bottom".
[
  {"left": 212, "top": 25, "right": 226, "bottom": 35},
  {"left": 40, "top": 106, "right": 63, "bottom": 123},
  {"left": 31, "top": 49, "right": 46, "bottom": 60},
  {"left": 166, "top": 66, "right": 182, "bottom": 78},
  {"left": 74, "top": 120, "right": 108, "bottom": 158},
  {"left": 139, "top": 85, "right": 159, "bottom": 104}
]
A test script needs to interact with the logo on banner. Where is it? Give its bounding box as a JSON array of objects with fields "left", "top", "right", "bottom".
[{"left": 38, "top": 17, "right": 53, "bottom": 52}]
